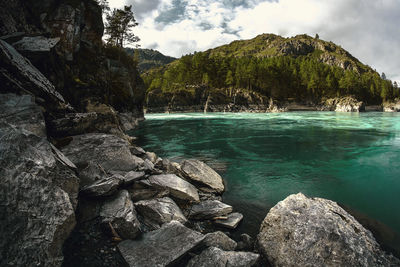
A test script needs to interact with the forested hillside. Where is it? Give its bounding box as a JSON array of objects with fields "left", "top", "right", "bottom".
[{"left": 143, "top": 34, "right": 399, "bottom": 107}]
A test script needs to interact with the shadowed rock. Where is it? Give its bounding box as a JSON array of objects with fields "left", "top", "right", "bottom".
[
  {"left": 202, "top": 231, "right": 237, "bottom": 251},
  {"left": 214, "top": 212, "right": 243, "bottom": 229},
  {"left": 118, "top": 221, "right": 204, "bottom": 267},
  {"left": 187, "top": 247, "right": 260, "bottom": 267},
  {"left": 189, "top": 200, "right": 232, "bottom": 220},
  {"left": 181, "top": 159, "right": 225, "bottom": 193},
  {"left": 258, "top": 193, "right": 400, "bottom": 267},
  {"left": 135, "top": 197, "right": 187, "bottom": 230},
  {"left": 100, "top": 190, "right": 140, "bottom": 239}
]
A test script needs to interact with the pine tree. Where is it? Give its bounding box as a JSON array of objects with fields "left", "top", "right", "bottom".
[{"left": 105, "top": 5, "right": 140, "bottom": 47}]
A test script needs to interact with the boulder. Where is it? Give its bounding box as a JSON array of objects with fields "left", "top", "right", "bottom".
[
  {"left": 0, "top": 94, "right": 79, "bottom": 266},
  {"left": 202, "top": 231, "right": 237, "bottom": 251},
  {"left": 118, "top": 221, "right": 204, "bottom": 267},
  {"left": 145, "top": 151, "right": 158, "bottom": 163},
  {"left": 147, "top": 174, "right": 200, "bottom": 203},
  {"left": 130, "top": 146, "right": 146, "bottom": 156},
  {"left": 121, "top": 171, "right": 145, "bottom": 185},
  {"left": 61, "top": 133, "right": 142, "bottom": 185},
  {"left": 181, "top": 159, "right": 225, "bottom": 193},
  {"left": 100, "top": 190, "right": 140, "bottom": 239},
  {"left": 80, "top": 175, "right": 122, "bottom": 197},
  {"left": 214, "top": 212, "right": 243, "bottom": 229},
  {"left": 0, "top": 93, "right": 46, "bottom": 137},
  {"left": 135, "top": 197, "right": 187, "bottom": 230},
  {"left": 258, "top": 193, "right": 400, "bottom": 267},
  {"left": 187, "top": 247, "right": 260, "bottom": 267},
  {"left": 189, "top": 200, "right": 233, "bottom": 220},
  {"left": 321, "top": 97, "right": 365, "bottom": 112},
  {"left": 383, "top": 99, "right": 400, "bottom": 112},
  {"left": 129, "top": 180, "right": 170, "bottom": 202},
  {"left": 118, "top": 112, "right": 142, "bottom": 132},
  {"left": 0, "top": 39, "right": 70, "bottom": 111},
  {"left": 237, "top": 234, "right": 254, "bottom": 251}
]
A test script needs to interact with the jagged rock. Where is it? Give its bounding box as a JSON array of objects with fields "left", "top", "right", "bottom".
[
  {"left": 258, "top": 193, "right": 400, "bottom": 267},
  {"left": 0, "top": 39, "right": 70, "bottom": 111},
  {"left": 0, "top": 94, "right": 79, "bottom": 266},
  {"left": 118, "top": 221, "right": 204, "bottom": 267},
  {"left": 187, "top": 247, "right": 260, "bottom": 267},
  {"left": 13, "top": 36, "right": 60, "bottom": 52},
  {"left": 237, "top": 234, "right": 254, "bottom": 251},
  {"left": 47, "top": 111, "right": 123, "bottom": 138},
  {"left": 130, "top": 146, "right": 146, "bottom": 156},
  {"left": 147, "top": 174, "right": 200, "bottom": 203},
  {"left": 214, "top": 212, "right": 243, "bottom": 229},
  {"left": 61, "top": 133, "right": 141, "bottom": 185},
  {"left": 80, "top": 175, "right": 122, "bottom": 197},
  {"left": 135, "top": 197, "right": 187, "bottom": 230},
  {"left": 321, "top": 96, "right": 365, "bottom": 112},
  {"left": 145, "top": 151, "right": 158, "bottom": 163},
  {"left": 181, "top": 159, "right": 225, "bottom": 193},
  {"left": 383, "top": 99, "right": 400, "bottom": 112},
  {"left": 121, "top": 171, "right": 145, "bottom": 185},
  {"left": 118, "top": 112, "right": 143, "bottom": 131},
  {"left": 202, "top": 231, "right": 237, "bottom": 251},
  {"left": 0, "top": 93, "right": 46, "bottom": 137},
  {"left": 129, "top": 180, "right": 170, "bottom": 202},
  {"left": 100, "top": 190, "right": 140, "bottom": 239},
  {"left": 189, "top": 200, "right": 233, "bottom": 220},
  {"left": 141, "top": 158, "right": 155, "bottom": 172}
]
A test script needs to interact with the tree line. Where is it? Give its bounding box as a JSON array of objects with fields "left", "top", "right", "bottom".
[{"left": 144, "top": 52, "right": 399, "bottom": 104}]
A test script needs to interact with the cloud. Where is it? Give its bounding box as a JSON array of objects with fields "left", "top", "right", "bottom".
[{"left": 113, "top": 0, "right": 400, "bottom": 81}]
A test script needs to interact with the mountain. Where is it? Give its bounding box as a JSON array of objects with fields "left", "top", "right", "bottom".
[
  {"left": 143, "top": 34, "right": 399, "bottom": 112},
  {"left": 125, "top": 48, "right": 176, "bottom": 73}
]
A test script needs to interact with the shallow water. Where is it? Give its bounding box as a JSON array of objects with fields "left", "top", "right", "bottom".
[{"left": 133, "top": 112, "right": 400, "bottom": 240}]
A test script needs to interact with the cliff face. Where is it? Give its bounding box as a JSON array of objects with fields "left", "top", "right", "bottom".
[{"left": 0, "top": 0, "right": 145, "bottom": 117}]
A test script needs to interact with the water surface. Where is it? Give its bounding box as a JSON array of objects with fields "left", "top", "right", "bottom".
[{"left": 133, "top": 112, "right": 400, "bottom": 241}]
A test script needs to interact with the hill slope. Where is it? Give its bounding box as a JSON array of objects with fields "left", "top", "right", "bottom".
[
  {"left": 126, "top": 48, "right": 176, "bottom": 73},
  {"left": 143, "top": 34, "right": 398, "bottom": 111}
]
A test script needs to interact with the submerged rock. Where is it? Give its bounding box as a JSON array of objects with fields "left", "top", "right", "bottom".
[
  {"left": 118, "top": 220, "right": 204, "bottom": 267},
  {"left": 258, "top": 193, "right": 400, "bottom": 267},
  {"left": 147, "top": 174, "right": 200, "bottom": 202},
  {"left": 214, "top": 212, "right": 243, "bottom": 229},
  {"left": 202, "top": 231, "right": 237, "bottom": 251},
  {"left": 189, "top": 200, "right": 233, "bottom": 220},
  {"left": 135, "top": 197, "right": 187, "bottom": 230},
  {"left": 187, "top": 247, "right": 260, "bottom": 267},
  {"left": 100, "top": 190, "right": 140, "bottom": 239},
  {"left": 0, "top": 94, "right": 78, "bottom": 266},
  {"left": 181, "top": 159, "right": 225, "bottom": 193}
]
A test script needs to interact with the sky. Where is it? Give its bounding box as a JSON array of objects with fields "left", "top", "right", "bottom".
[{"left": 108, "top": 0, "right": 400, "bottom": 82}]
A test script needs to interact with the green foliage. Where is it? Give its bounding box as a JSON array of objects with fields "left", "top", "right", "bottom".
[
  {"left": 105, "top": 5, "right": 140, "bottom": 48},
  {"left": 144, "top": 52, "right": 399, "bottom": 104}
]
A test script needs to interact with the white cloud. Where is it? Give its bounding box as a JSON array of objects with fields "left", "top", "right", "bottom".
[{"left": 109, "top": 0, "right": 400, "bottom": 82}]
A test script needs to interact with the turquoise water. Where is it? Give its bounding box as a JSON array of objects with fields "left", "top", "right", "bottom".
[{"left": 134, "top": 112, "right": 400, "bottom": 237}]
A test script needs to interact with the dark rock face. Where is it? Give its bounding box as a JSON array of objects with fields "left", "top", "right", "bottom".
[
  {"left": 100, "top": 190, "right": 140, "bottom": 239},
  {"left": 0, "top": 39, "right": 70, "bottom": 111},
  {"left": 61, "top": 133, "right": 141, "bottom": 186},
  {"left": 258, "top": 193, "right": 400, "bottom": 267},
  {"left": 0, "top": 94, "right": 79, "bottom": 266},
  {"left": 181, "top": 159, "right": 225, "bottom": 193},
  {"left": 202, "top": 231, "right": 237, "bottom": 251},
  {"left": 187, "top": 247, "right": 260, "bottom": 267},
  {"left": 135, "top": 197, "right": 187, "bottom": 230},
  {"left": 118, "top": 221, "right": 204, "bottom": 267},
  {"left": 189, "top": 200, "right": 233, "bottom": 220}
]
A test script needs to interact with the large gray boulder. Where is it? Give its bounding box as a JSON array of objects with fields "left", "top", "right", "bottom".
[
  {"left": 258, "top": 193, "right": 400, "bottom": 267},
  {"left": 118, "top": 220, "right": 204, "bottom": 267},
  {"left": 189, "top": 200, "right": 233, "bottom": 220},
  {"left": 147, "top": 174, "right": 200, "bottom": 203},
  {"left": 100, "top": 190, "right": 140, "bottom": 239},
  {"left": 0, "top": 39, "right": 70, "bottom": 111},
  {"left": 0, "top": 94, "right": 79, "bottom": 266},
  {"left": 135, "top": 197, "right": 187, "bottom": 230},
  {"left": 181, "top": 159, "right": 225, "bottom": 193},
  {"left": 187, "top": 247, "right": 260, "bottom": 267},
  {"left": 202, "top": 231, "right": 237, "bottom": 251},
  {"left": 61, "top": 133, "right": 143, "bottom": 186}
]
